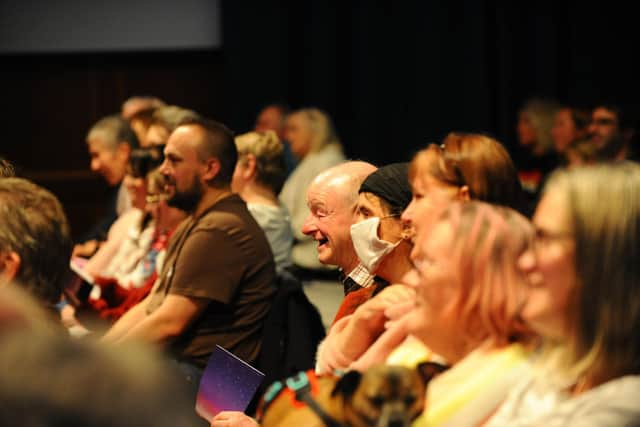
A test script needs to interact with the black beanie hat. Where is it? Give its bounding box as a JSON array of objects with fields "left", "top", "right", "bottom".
[{"left": 359, "top": 162, "right": 412, "bottom": 213}]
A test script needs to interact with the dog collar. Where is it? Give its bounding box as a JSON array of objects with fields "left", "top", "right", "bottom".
[{"left": 260, "top": 371, "right": 343, "bottom": 427}]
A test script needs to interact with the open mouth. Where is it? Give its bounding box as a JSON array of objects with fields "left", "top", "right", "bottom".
[{"left": 317, "top": 237, "right": 329, "bottom": 247}]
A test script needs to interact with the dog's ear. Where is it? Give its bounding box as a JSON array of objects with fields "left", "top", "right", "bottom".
[
  {"left": 331, "top": 370, "right": 363, "bottom": 398},
  {"left": 416, "top": 361, "right": 449, "bottom": 386}
]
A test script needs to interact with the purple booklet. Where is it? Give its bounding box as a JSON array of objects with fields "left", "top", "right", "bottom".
[{"left": 195, "top": 345, "right": 265, "bottom": 422}]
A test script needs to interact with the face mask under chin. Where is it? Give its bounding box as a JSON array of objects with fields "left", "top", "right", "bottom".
[{"left": 350, "top": 216, "right": 401, "bottom": 272}]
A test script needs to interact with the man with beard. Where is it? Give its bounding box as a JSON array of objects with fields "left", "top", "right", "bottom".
[
  {"left": 103, "top": 117, "right": 276, "bottom": 392},
  {"left": 589, "top": 103, "right": 638, "bottom": 161}
]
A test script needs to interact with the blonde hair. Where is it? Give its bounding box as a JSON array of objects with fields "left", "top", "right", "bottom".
[
  {"left": 438, "top": 202, "right": 533, "bottom": 346},
  {"left": 292, "top": 108, "right": 341, "bottom": 154},
  {"left": 235, "top": 130, "right": 287, "bottom": 194},
  {"left": 519, "top": 98, "right": 561, "bottom": 155},
  {"left": 540, "top": 162, "right": 640, "bottom": 386}
]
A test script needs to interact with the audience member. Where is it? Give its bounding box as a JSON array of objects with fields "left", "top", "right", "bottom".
[
  {"left": 0, "top": 178, "right": 72, "bottom": 312},
  {"left": 102, "top": 117, "right": 276, "bottom": 395},
  {"left": 300, "top": 161, "right": 378, "bottom": 316},
  {"left": 232, "top": 130, "right": 293, "bottom": 272},
  {"left": 83, "top": 170, "right": 187, "bottom": 323},
  {"left": 280, "top": 108, "right": 346, "bottom": 272},
  {"left": 82, "top": 145, "right": 165, "bottom": 280},
  {"left": 403, "top": 201, "right": 534, "bottom": 426},
  {"left": 76, "top": 115, "right": 139, "bottom": 256},
  {"left": 513, "top": 97, "right": 561, "bottom": 199},
  {"left": 146, "top": 105, "right": 200, "bottom": 147},
  {"left": 129, "top": 107, "right": 157, "bottom": 147},
  {"left": 0, "top": 157, "right": 15, "bottom": 177},
  {"left": 588, "top": 102, "right": 638, "bottom": 161},
  {"left": 254, "top": 103, "right": 296, "bottom": 176},
  {"left": 402, "top": 132, "right": 527, "bottom": 234},
  {"left": 316, "top": 163, "right": 414, "bottom": 373},
  {"left": 486, "top": 162, "right": 640, "bottom": 426},
  {"left": 551, "top": 105, "right": 591, "bottom": 156}
]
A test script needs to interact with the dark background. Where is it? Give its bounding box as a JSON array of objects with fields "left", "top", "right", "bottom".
[{"left": 0, "top": 1, "right": 637, "bottom": 239}]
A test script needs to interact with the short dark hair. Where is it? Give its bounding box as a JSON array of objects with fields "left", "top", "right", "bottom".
[
  {"left": 178, "top": 117, "right": 237, "bottom": 187},
  {"left": 0, "top": 178, "right": 72, "bottom": 305},
  {"left": 128, "top": 146, "right": 164, "bottom": 179}
]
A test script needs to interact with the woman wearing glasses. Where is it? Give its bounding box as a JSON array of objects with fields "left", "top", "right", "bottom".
[{"left": 484, "top": 162, "right": 640, "bottom": 426}]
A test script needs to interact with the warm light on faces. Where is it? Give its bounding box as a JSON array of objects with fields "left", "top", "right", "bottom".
[
  {"left": 355, "top": 193, "right": 403, "bottom": 243},
  {"left": 123, "top": 174, "right": 147, "bottom": 210},
  {"left": 301, "top": 176, "right": 359, "bottom": 270},
  {"left": 518, "top": 188, "right": 576, "bottom": 341},
  {"left": 159, "top": 126, "right": 206, "bottom": 212},
  {"left": 402, "top": 173, "right": 458, "bottom": 239},
  {"left": 405, "top": 221, "right": 459, "bottom": 351}
]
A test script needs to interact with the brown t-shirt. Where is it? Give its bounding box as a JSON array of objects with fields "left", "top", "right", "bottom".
[{"left": 146, "top": 194, "right": 276, "bottom": 369}]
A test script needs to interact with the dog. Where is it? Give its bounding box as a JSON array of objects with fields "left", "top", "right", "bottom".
[{"left": 258, "top": 362, "right": 447, "bottom": 427}]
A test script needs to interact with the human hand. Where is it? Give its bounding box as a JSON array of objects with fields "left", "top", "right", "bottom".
[
  {"left": 353, "top": 284, "right": 415, "bottom": 326},
  {"left": 210, "top": 411, "right": 259, "bottom": 427}
]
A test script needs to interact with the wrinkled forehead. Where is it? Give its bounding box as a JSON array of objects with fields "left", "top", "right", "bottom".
[{"left": 307, "top": 175, "right": 356, "bottom": 210}]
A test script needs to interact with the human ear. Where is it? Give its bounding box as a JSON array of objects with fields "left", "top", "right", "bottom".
[
  {"left": 457, "top": 185, "right": 471, "bottom": 201},
  {"left": 202, "top": 158, "right": 221, "bottom": 182},
  {"left": 243, "top": 154, "right": 258, "bottom": 180},
  {"left": 0, "top": 251, "right": 21, "bottom": 282}
]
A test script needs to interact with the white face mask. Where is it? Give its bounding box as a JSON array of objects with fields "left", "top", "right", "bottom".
[{"left": 350, "top": 217, "right": 401, "bottom": 272}]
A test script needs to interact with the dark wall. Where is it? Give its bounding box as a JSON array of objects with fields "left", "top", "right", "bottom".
[
  {"left": 222, "top": 1, "right": 639, "bottom": 164},
  {"left": 0, "top": 51, "right": 224, "bottom": 239},
  {"left": 0, "top": 1, "right": 637, "bottom": 239}
]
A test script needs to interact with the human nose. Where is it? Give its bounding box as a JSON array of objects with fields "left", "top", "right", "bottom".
[
  {"left": 90, "top": 158, "right": 100, "bottom": 172},
  {"left": 301, "top": 214, "right": 317, "bottom": 235},
  {"left": 401, "top": 201, "right": 414, "bottom": 225},
  {"left": 517, "top": 248, "right": 536, "bottom": 274}
]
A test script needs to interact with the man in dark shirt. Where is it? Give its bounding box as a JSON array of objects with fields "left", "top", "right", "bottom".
[{"left": 103, "top": 117, "right": 275, "bottom": 383}]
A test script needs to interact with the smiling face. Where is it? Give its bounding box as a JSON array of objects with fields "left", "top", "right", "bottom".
[
  {"left": 88, "top": 139, "right": 128, "bottom": 186},
  {"left": 518, "top": 187, "right": 577, "bottom": 341},
  {"left": 123, "top": 173, "right": 147, "bottom": 210},
  {"left": 301, "top": 175, "right": 360, "bottom": 272},
  {"left": 159, "top": 125, "right": 206, "bottom": 213},
  {"left": 404, "top": 220, "right": 460, "bottom": 357},
  {"left": 402, "top": 174, "right": 458, "bottom": 240}
]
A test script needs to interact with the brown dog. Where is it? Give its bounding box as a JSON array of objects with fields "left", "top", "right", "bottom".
[{"left": 259, "top": 362, "right": 446, "bottom": 427}]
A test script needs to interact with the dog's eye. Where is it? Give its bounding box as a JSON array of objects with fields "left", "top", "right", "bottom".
[
  {"left": 369, "top": 396, "right": 385, "bottom": 407},
  {"left": 404, "top": 395, "right": 416, "bottom": 406}
]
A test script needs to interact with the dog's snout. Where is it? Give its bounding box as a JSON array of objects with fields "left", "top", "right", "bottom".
[
  {"left": 377, "top": 408, "right": 410, "bottom": 427},
  {"left": 387, "top": 414, "right": 408, "bottom": 427}
]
